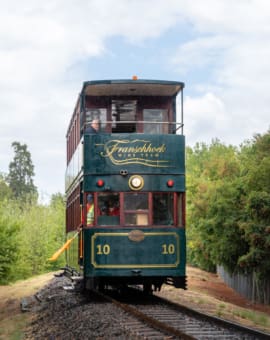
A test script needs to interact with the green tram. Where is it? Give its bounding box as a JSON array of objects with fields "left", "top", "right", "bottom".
[{"left": 65, "top": 78, "right": 187, "bottom": 292}]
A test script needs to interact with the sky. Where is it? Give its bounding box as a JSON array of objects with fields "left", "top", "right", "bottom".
[{"left": 1, "top": 0, "right": 270, "bottom": 202}]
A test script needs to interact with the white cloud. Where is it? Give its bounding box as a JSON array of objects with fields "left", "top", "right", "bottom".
[
  {"left": 1, "top": 0, "right": 270, "bottom": 199},
  {"left": 171, "top": 0, "right": 270, "bottom": 146},
  {"left": 180, "top": 93, "right": 229, "bottom": 146},
  {"left": 171, "top": 36, "right": 232, "bottom": 75},
  {"left": 0, "top": 0, "right": 187, "bottom": 196},
  {"left": 181, "top": 0, "right": 270, "bottom": 35}
]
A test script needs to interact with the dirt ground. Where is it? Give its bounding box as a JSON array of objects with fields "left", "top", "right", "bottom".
[
  {"left": 0, "top": 267, "right": 269, "bottom": 339},
  {"left": 0, "top": 272, "right": 60, "bottom": 340},
  {"left": 183, "top": 266, "right": 269, "bottom": 313}
]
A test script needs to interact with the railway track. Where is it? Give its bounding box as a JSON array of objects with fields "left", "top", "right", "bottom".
[
  {"left": 22, "top": 276, "right": 270, "bottom": 339},
  {"left": 99, "top": 288, "right": 270, "bottom": 340}
]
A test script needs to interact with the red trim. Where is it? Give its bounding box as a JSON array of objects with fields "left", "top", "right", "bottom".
[{"left": 182, "top": 193, "right": 186, "bottom": 228}]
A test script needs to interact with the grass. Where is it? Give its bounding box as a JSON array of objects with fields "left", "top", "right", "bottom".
[
  {"left": 0, "top": 313, "right": 31, "bottom": 340},
  {"left": 196, "top": 298, "right": 206, "bottom": 305},
  {"left": 0, "top": 272, "right": 56, "bottom": 340},
  {"left": 216, "top": 303, "right": 226, "bottom": 317},
  {"left": 232, "top": 309, "right": 269, "bottom": 328},
  {"left": 213, "top": 302, "right": 270, "bottom": 331}
]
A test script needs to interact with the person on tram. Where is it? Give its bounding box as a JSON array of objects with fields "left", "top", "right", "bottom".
[
  {"left": 108, "top": 200, "right": 120, "bottom": 216},
  {"left": 85, "top": 118, "right": 100, "bottom": 133},
  {"left": 86, "top": 194, "right": 95, "bottom": 226}
]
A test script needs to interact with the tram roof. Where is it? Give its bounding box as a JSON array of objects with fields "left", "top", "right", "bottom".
[{"left": 82, "top": 79, "right": 184, "bottom": 97}]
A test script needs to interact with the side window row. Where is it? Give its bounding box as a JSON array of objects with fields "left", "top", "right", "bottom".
[
  {"left": 85, "top": 192, "right": 182, "bottom": 226},
  {"left": 84, "top": 105, "right": 170, "bottom": 134}
]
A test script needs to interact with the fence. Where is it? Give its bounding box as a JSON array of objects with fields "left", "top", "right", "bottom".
[{"left": 217, "top": 266, "right": 270, "bottom": 304}]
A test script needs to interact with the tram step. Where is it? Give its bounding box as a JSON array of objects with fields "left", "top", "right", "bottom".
[{"left": 71, "top": 276, "right": 83, "bottom": 281}]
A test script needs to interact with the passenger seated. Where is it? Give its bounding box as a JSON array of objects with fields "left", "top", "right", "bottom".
[
  {"left": 100, "top": 202, "right": 109, "bottom": 215},
  {"left": 85, "top": 119, "right": 100, "bottom": 133},
  {"left": 108, "top": 201, "right": 120, "bottom": 216}
]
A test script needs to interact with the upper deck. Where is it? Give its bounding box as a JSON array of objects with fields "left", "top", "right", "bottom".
[
  {"left": 67, "top": 78, "right": 184, "bottom": 138},
  {"left": 81, "top": 79, "right": 184, "bottom": 131},
  {"left": 66, "top": 78, "right": 185, "bottom": 192}
]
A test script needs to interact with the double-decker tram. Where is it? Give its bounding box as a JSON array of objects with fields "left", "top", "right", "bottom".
[{"left": 65, "top": 78, "right": 186, "bottom": 292}]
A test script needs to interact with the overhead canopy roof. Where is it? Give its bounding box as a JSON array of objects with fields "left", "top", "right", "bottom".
[{"left": 82, "top": 79, "right": 184, "bottom": 97}]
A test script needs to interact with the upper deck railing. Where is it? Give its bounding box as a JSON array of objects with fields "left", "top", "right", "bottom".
[{"left": 84, "top": 120, "right": 184, "bottom": 135}]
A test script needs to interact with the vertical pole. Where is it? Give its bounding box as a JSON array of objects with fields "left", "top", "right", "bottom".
[
  {"left": 181, "top": 88, "right": 184, "bottom": 135},
  {"left": 79, "top": 230, "right": 83, "bottom": 259}
]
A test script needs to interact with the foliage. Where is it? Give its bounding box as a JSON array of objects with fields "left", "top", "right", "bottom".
[
  {"left": 186, "top": 140, "right": 243, "bottom": 272},
  {"left": 50, "top": 192, "right": 65, "bottom": 208},
  {"left": 7, "top": 142, "right": 38, "bottom": 202},
  {"left": 237, "top": 191, "right": 270, "bottom": 280},
  {"left": 0, "top": 194, "right": 65, "bottom": 283},
  {"left": 186, "top": 131, "right": 270, "bottom": 283},
  {"left": 0, "top": 173, "right": 12, "bottom": 201},
  {"left": 0, "top": 140, "right": 65, "bottom": 284},
  {"left": 13, "top": 195, "right": 66, "bottom": 280},
  {"left": 0, "top": 201, "right": 19, "bottom": 284}
]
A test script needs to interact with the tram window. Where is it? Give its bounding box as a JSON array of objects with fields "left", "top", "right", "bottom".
[
  {"left": 143, "top": 109, "right": 168, "bottom": 134},
  {"left": 124, "top": 193, "right": 148, "bottom": 226},
  {"left": 85, "top": 108, "right": 107, "bottom": 132},
  {"left": 97, "top": 193, "right": 120, "bottom": 225},
  {"left": 111, "top": 100, "right": 137, "bottom": 133},
  {"left": 124, "top": 193, "right": 148, "bottom": 210},
  {"left": 125, "top": 213, "right": 148, "bottom": 226},
  {"left": 153, "top": 193, "right": 173, "bottom": 225}
]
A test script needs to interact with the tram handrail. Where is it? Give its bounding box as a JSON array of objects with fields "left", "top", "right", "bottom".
[{"left": 84, "top": 121, "right": 184, "bottom": 132}]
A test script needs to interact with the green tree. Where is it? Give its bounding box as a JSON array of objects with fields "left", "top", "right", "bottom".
[
  {"left": 238, "top": 192, "right": 270, "bottom": 269},
  {"left": 7, "top": 142, "right": 38, "bottom": 201},
  {"left": 187, "top": 130, "right": 270, "bottom": 284},
  {"left": 0, "top": 173, "right": 12, "bottom": 201},
  {"left": 0, "top": 201, "right": 20, "bottom": 284},
  {"left": 12, "top": 197, "right": 65, "bottom": 280},
  {"left": 236, "top": 130, "right": 270, "bottom": 281},
  {"left": 240, "top": 130, "right": 270, "bottom": 193},
  {"left": 50, "top": 192, "right": 65, "bottom": 208},
  {"left": 186, "top": 140, "right": 246, "bottom": 272}
]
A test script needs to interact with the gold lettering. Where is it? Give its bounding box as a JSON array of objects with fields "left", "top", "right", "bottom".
[{"left": 98, "top": 139, "right": 171, "bottom": 167}]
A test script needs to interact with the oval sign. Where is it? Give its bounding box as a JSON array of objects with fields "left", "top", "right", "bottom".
[{"left": 128, "top": 229, "right": 145, "bottom": 242}]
